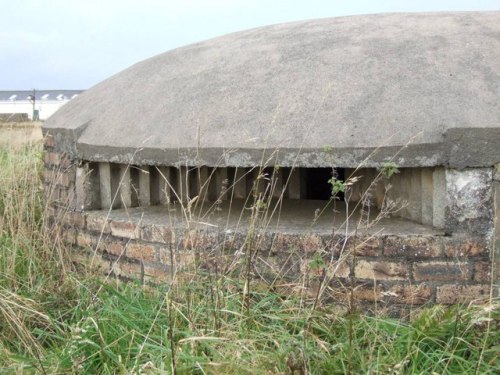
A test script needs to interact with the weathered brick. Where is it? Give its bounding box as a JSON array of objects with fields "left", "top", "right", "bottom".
[
  {"left": 44, "top": 135, "right": 55, "bottom": 148},
  {"left": 44, "top": 169, "right": 56, "bottom": 184},
  {"left": 183, "top": 230, "right": 219, "bottom": 251},
  {"left": 61, "top": 228, "right": 77, "bottom": 245},
  {"left": 413, "top": 262, "right": 469, "bottom": 282},
  {"left": 140, "top": 224, "right": 174, "bottom": 244},
  {"left": 354, "top": 260, "right": 408, "bottom": 280},
  {"left": 104, "top": 240, "right": 125, "bottom": 257},
  {"left": 353, "top": 284, "right": 385, "bottom": 302},
  {"left": 443, "top": 237, "right": 488, "bottom": 257},
  {"left": 473, "top": 261, "right": 492, "bottom": 282},
  {"left": 436, "top": 285, "right": 490, "bottom": 304},
  {"left": 219, "top": 231, "right": 246, "bottom": 252},
  {"left": 329, "top": 259, "right": 351, "bottom": 278},
  {"left": 144, "top": 265, "right": 170, "bottom": 283},
  {"left": 384, "top": 235, "right": 442, "bottom": 258},
  {"left": 70, "top": 251, "right": 110, "bottom": 274},
  {"left": 110, "top": 220, "right": 139, "bottom": 239},
  {"left": 385, "top": 284, "right": 432, "bottom": 305},
  {"left": 62, "top": 211, "right": 86, "bottom": 229},
  {"left": 59, "top": 171, "right": 72, "bottom": 187},
  {"left": 159, "top": 248, "right": 196, "bottom": 270},
  {"left": 271, "top": 233, "right": 302, "bottom": 253},
  {"left": 328, "top": 235, "right": 382, "bottom": 257},
  {"left": 59, "top": 155, "right": 71, "bottom": 169},
  {"left": 87, "top": 214, "right": 111, "bottom": 234},
  {"left": 44, "top": 152, "right": 60, "bottom": 166},
  {"left": 300, "top": 258, "right": 350, "bottom": 278},
  {"left": 111, "top": 260, "right": 143, "bottom": 280},
  {"left": 328, "top": 235, "right": 350, "bottom": 256},
  {"left": 353, "top": 236, "right": 383, "bottom": 257},
  {"left": 76, "top": 232, "right": 95, "bottom": 248},
  {"left": 301, "top": 234, "right": 324, "bottom": 254},
  {"left": 126, "top": 242, "right": 156, "bottom": 262}
]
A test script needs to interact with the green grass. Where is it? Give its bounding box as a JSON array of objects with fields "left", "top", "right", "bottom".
[{"left": 0, "top": 145, "right": 499, "bottom": 374}]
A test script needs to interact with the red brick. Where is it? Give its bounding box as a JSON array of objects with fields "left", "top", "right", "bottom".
[
  {"left": 44, "top": 135, "right": 55, "bottom": 148},
  {"left": 328, "top": 234, "right": 348, "bottom": 257},
  {"left": 127, "top": 242, "right": 156, "bottom": 262},
  {"left": 300, "top": 258, "right": 350, "bottom": 278},
  {"left": 58, "top": 172, "right": 72, "bottom": 187},
  {"left": 44, "top": 169, "right": 55, "bottom": 184},
  {"left": 140, "top": 224, "right": 174, "bottom": 244},
  {"left": 384, "top": 235, "right": 442, "bottom": 258},
  {"left": 105, "top": 241, "right": 125, "bottom": 257},
  {"left": 59, "top": 155, "right": 71, "bottom": 169},
  {"left": 183, "top": 230, "right": 219, "bottom": 251},
  {"left": 61, "top": 228, "right": 77, "bottom": 245},
  {"left": 443, "top": 237, "right": 488, "bottom": 257},
  {"left": 436, "top": 285, "right": 490, "bottom": 304},
  {"left": 413, "top": 262, "right": 469, "bottom": 282},
  {"left": 62, "top": 211, "right": 86, "bottom": 229},
  {"left": 71, "top": 252, "right": 110, "bottom": 274},
  {"left": 44, "top": 152, "right": 60, "bottom": 166},
  {"left": 87, "top": 214, "right": 111, "bottom": 234},
  {"left": 353, "top": 284, "right": 385, "bottom": 302},
  {"left": 385, "top": 284, "right": 432, "bottom": 305},
  {"left": 159, "top": 248, "right": 196, "bottom": 270},
  {"left": 111, "top": 260, "right": 143, "bottom": 280},
  {"left": 330, "top": 259, "right": 351, "bottom": 278},
  {"left": 110, "top": 220, "right": 139, "bottom": 239},
  {"left": 272, "top": 233, "right": 298, "bottom": 252},
  {"left": 353, "top": 236, "right": 383, "bottom": 257},
  {"left": 473, "top": 262, "right": 492, "bottom": 282},
  {"left": 144, "top": 265, "right": 170, "bottom": 283},
  {"left": 301, "top": 234, "right": 324, "bottom": 254},
  {"left": 354, "top": 260, "right": 408, "bottom": 280},
  {"left": 76, "top": 232, "right": 95, "bottom": 248}
]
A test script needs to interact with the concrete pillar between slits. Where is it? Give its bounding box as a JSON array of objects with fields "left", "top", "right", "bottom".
[
  {"left": 420, "top": 168, "right": 434, "bottom": 226},
  {"left": 287, "top": 168, "right": 301, "bottom": 199},
  {"left": 99, "top": 162, "right": 112, "bottom": 209},
  {"left": 75, "top": 162, "right": 100, "bottom": 210},
  {"left": 432, "top": 167, "right": 446, "bottom": 229},
  {"left": 119, "top": 165, "right": 132, "bottom": 208},
  {"left": 233, "top": 167, "right": 247, "bottom": 199},
  {"left": 188, "top": 167, "right": 199, "bottom": 199},
  {"left": 272, "top": 168, "right": 283, "bottom": 199},
  {"left": 157, "top": 166, "right": 172, "bottom": 204},
  {"left": 214, "top": 168, "right": 228, "bottom": 201},
  {"left": 252, "top": 168, "right": 268, "bottom": 199},
  {"left": 408, "top": 168, "right": 423, "bottom": 223},
  {"left": 138, "top": 166, "right": 151, "bottom": 206},
  {"left": 198, "top": 166, "right": 209, "bottom": 202},
  {"left": 178, "top": 166, "right": 189, "bottom": 203}
]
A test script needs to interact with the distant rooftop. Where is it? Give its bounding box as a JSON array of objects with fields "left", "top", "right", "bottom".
[{"left": 0, "top": 90, "right": 84, "bottom": 101}]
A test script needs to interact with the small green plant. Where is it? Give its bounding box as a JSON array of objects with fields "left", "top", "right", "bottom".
[
  {"left": 380, "top": 161, "right": 400, "bottom": 178},
  {"left": 328, "top": 176, "right": 346, "bottom": 196}
]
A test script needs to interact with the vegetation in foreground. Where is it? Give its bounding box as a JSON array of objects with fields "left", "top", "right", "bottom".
[{"left": 0, "top": 145, "right": 499, "bottom": 374}]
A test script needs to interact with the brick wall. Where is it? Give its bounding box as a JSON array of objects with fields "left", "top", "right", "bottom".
[{"left": 43, "top": 136, "right": 495, "bottom": 315}]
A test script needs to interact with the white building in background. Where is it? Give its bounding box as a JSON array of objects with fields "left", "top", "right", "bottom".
[{"left": 0, "top": 90, "right": 83, "bottom": 121}]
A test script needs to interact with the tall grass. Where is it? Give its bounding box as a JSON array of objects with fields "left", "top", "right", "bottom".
[{"left": 0, "top": 145, "right": 499, "bottom": 374}]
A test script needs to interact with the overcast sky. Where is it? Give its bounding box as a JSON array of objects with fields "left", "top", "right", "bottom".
[{"left": 1, "top": 0, "right": 498, "bottom": 90}]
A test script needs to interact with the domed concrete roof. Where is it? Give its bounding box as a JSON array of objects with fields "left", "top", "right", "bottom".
[{"left": 44, "top": 11, "right": 500, "bottom": 168}]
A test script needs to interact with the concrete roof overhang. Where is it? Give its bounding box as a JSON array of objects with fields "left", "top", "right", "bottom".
[{"left": 44, "top": 11, "right": 500, "bottom": 169}]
